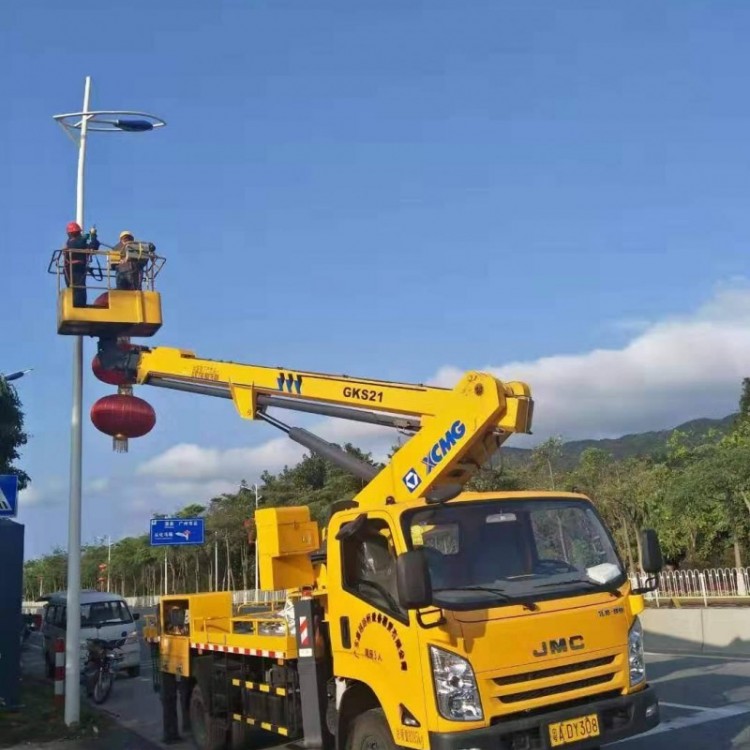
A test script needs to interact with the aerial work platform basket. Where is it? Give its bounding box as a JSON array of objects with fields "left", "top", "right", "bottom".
[{"left": 48, "top": 242, "right": 166, "bottom": 337}]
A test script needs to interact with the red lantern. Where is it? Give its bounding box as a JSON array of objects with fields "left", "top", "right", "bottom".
[
  {"left": 91, "top": 392, "right": 156, "bottom": 452},
  {"left": 93, "top": 292, "right": 109, "bottom": 308},
  {"left": 92, "top": 337, "right": 137, "bottom": 386},
  {"left": 91, "top": 355, "right": 134, "bottom": 386},
  {"left": 91, "top": 339, "right": 135, "bottom": 386}
]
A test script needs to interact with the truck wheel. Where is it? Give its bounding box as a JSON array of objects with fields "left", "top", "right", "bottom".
[
  {"left": 189, "top": 685, "right": 227, "bottom": 750},
  {"left": 346, "top": 709, "right": 397, "bottom": 750},
  {"left": 127, "top": 666, "right": 141, "bottom": 678}
]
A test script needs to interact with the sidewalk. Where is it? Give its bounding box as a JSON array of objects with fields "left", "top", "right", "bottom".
[
  {"left": 4, "top": 724, "right": 164, "bottom": 750},
  {"left": 6, "top": 636, "right": 171, "bottom": 750}
]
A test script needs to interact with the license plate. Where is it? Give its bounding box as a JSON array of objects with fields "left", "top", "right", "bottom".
[{"left": 548, "top": 713, "right": 600, "bottom": 747}]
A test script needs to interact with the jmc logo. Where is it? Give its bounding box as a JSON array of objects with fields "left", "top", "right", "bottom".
[{"left": 532, "top": 635, "right": 585, "bottom": 658}]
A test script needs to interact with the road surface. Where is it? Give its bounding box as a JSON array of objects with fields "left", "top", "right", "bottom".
[{"left": 22, "top": 625, "right": 750, "bottom": 749}]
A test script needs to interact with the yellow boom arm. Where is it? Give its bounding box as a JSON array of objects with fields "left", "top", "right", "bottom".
[{"left": 104, "top": 343, "right": 533, "bottom": 508}]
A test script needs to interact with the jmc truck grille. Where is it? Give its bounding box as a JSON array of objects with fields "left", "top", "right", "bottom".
[{"left": 488, "top": 653, "right": 622, "bottom": 708}]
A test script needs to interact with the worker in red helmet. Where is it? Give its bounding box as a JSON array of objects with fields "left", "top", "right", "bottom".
[{"left": 64, "top": 221, "right": 100, "bottom": 307}]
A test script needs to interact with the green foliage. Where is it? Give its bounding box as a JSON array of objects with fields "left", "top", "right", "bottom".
[
  {"left": 22, "top": 382, "right": 750, "bottom": 598},
  {"left": 0, "top": 379, "right": 29, "bottom": 489}
]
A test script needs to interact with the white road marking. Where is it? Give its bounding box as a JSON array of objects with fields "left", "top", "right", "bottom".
[
  {"left": 658, "top": 701, "right": 715, "bottom": 711},
  {"left": 614, "top": 702, "right": 750, "bottom": 743},
  {"left": 645, "top": 651, "right": 750, "bottom": 662}
]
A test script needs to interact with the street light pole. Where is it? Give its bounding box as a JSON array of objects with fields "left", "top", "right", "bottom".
[
  {"left": 53, "top": 77, "right": 166, "bottom": 727},
  {"left": 215, "top": 537, "right": 220, "bottom": 591},
  {"left": 62, "top": 74, "right": 90, "bottom": 728},
  {"left": 254, "top": 484, "right": 261, "bottom": 595}
]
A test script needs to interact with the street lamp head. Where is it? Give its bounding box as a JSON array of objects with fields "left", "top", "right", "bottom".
[
  {"left": 113, "top": 119, "right": 154, "bottom": 132},
  {"left": 52, "top": 109, "right": 166, "bottom": 138},
  {"left": 1, "top": 368, "right": 32, "bottom": 383}
]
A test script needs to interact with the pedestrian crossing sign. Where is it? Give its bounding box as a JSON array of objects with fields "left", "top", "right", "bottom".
[{"left": 0, "top": 474, "right": 19, "bottom": 517}]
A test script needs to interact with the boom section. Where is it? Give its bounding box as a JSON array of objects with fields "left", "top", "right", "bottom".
[
  {"left": 128, "top": 346, "right": 533, "bottom": 507},
  {"left": 136, "top": 346, "right": 451, "bottom": 427}
]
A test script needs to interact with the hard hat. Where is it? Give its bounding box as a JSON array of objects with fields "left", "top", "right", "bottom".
[
  {"left": 119, "top": 230, "right": 134, "bottom": 240},
  {"left": 67, "top": 221, "right": 82, "bottom": 234}
]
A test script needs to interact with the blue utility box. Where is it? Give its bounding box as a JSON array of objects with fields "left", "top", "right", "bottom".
[{"left": 0, "top": 519, "right": 24, "bottom": 710}]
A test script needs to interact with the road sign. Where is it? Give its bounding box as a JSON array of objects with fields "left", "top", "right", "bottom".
[
  {"left": 150, "top": 517, "right": 205, "bottom": 546},
  {"left": 0, "top": 475, "right": 18, "bottom": 518}
]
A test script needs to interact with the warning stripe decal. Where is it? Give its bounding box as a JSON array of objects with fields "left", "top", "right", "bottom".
[
  {"left": 191, "top": 642, "right": 286, "bottom": 659},
  {"left": 231, "top": 677, "right": 287, "bottom": 696},
  {"left": 232, "top": 713, "right": 289, "bottom": 737},
  {"left": 299, "top": 615, "right": 310, "bottom": 647}
]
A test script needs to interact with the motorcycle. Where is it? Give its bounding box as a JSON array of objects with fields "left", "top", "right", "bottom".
[{"left": 82, "top": 632, "right": 126, "bottom": 704}]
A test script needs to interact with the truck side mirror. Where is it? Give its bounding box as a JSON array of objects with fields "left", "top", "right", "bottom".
[
  {"left": 640, "top": 529, "right": 663, "bottom": 574},
  {"left": 396, "top": 549, "right": 432, "bottom": 609}
]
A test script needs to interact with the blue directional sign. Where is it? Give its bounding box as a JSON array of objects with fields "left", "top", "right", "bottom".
[
  {"left": 150, "top": 517, "right": 205, "bottom": 546},
  {"left": 0, "top": 475, "right": 18, "bottom": 518}
]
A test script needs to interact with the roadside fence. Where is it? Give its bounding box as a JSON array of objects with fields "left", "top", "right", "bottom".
[{"left": 630, "top": 566, "right": 750, "bottom": 606}]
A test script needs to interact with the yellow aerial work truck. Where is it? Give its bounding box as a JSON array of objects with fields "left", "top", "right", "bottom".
[
  {"left": 51, "top": 261, "right": 662, "bottom": 750},
  {"left": 98, "top": 346, "right": 663, "bottom": 750}
]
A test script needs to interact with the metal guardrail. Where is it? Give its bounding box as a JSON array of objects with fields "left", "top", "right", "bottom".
[{"left": 630, "top": 567, "right": 750, "bottom": 606}]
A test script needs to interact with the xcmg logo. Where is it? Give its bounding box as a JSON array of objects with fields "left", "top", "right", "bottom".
[{"left": 422, "top": 420, "right": 466, "bottom": 474}]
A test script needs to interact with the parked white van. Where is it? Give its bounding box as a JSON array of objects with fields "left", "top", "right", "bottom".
[{"left": 40, "top": 590, "right": 141, "bottom": 678}]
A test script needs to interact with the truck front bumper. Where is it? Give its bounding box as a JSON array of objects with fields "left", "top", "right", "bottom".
[{"left": 429, "top": 685, "right": 659, "bottom": 750}]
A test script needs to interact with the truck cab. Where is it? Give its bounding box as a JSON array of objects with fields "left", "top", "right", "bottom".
[{"left": 327, "top": 491, "right": 659, "bottom": 750}]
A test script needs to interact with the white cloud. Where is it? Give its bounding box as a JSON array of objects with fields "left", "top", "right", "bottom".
[
  {"left": 137, "top": 437, "right": 303, "bottom": 482},
  {"left": 86, "top": 477, "right": 110, "bottom": 494},
  {"left": 19, "top": 485, "right": 44, "bottom": 507},
  {"left": 433, "top": 281, "right": 750, "bottom": 441},
  {"left": 18, "top": 476, "right": 67, "bottom": 510},
  {"left": 134, "top": 282, "right": 750, "bottom": 491},
  {"left": 154, "top": 479, "right": 241, "bottom": 500},
  {"left": 137, "top": 417, "right": 396, "bottom": 485}
]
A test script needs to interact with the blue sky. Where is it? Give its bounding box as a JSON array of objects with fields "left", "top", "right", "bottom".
[{"left": 5, "top": 1, "right": 750, "bottom": 559}]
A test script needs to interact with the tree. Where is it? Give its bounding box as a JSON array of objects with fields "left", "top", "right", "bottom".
[
  {"left": 737, "top": 377, "right": 750, "bottom": 426},
  {"left": 0, "top": 378, "right": 30, "bottom": 489},
  {"left": 529, "top": 436, "right": 564, "bottom": 489}
]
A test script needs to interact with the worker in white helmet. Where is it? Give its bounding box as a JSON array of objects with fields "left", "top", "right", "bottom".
[{"left": 112, "top": 230, "right": 153, "bottom": 290}]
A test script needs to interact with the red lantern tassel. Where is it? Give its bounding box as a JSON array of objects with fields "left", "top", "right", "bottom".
[{"left": 113, "top": 434, "right": 129, "bottom": 453}]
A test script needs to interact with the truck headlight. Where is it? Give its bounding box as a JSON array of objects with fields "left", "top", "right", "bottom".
[
  {"left": 430, "top": 646, "right": 483, "bottom": 721},
  {"left": 628, "top": 617, "right": 646, "bottom": 687}
]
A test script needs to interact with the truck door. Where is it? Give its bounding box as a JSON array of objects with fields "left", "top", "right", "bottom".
[{"left": 328, "top": 513, "right": 428, "bottom": 749}]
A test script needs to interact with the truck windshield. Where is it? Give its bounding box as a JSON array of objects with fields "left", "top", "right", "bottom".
[{"left": 402, "top": 498, "right": 626, "bottom": 610}]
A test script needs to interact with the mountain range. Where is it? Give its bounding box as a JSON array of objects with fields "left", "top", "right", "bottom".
[{"left": 501, "top": 413, "right": 738, "bottom": 468}]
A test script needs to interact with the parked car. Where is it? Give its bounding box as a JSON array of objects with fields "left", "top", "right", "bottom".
[{"left": 40, "top": 590, "right": 141, "bottom": 678}]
